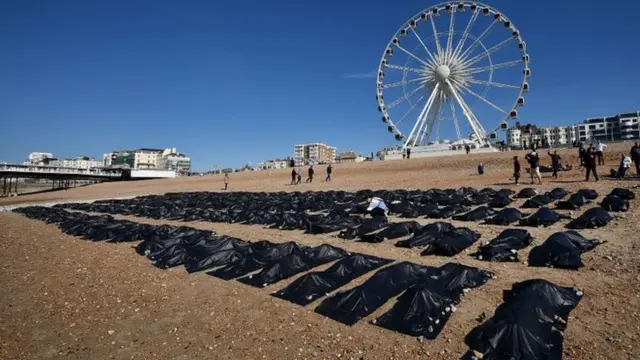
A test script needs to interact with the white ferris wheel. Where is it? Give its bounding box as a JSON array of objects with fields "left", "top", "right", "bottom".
[{"left": 376, "top": 1, "right": 530, "bottom": 149}]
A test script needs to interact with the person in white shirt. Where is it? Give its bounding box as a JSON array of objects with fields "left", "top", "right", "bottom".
[
  {"left": 616, "top": 153, "right": 632, "bottom": 178},
  {"left": 366, "top": 197, "right": 389, "bottom": 217},
  {"left": 595, "top": 141, "right": 607, "bottom": 166}
]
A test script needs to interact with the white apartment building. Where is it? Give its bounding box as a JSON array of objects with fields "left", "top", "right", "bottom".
[
  {"left": 163, "top": 152, "right": 192, "bottom": 173},
  {"left": 258, "top": 159, "right": 289, "bottom": 170},
  {"left": 25, "top": 152, "right": 54, "bottom": 165},
  {"left": 134, "top": 148, "right": 165, "bottom": 169},
  {"left": 506, "top": 124, "right": 576, "bottom": 148},
  {"left": 294, "top": 143, "right": 337, "bottom": 166},
  {"left": 574, "top": 111, "right": 640, "bottom": 143},
  {"left": 104, "top": 147, "right": 191, "bottom": 172},
  {"left": 49, "top": 156, "right": 102, "bottom": 169}
]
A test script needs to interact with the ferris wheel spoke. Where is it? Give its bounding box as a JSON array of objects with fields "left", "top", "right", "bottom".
[
  {"left": 429, "top": 15, "right": 444, "bottom": 62},
  {"left": 452, "top": 80, "right": 508, "bottom": 114},
  {"left": 386, "top": 83, "right": 428, "bottom": 109},
  {"left": 451, "top": 10, "right": 480, "bottom": 62},
  {"left": 447, "top": 97, "right": 463, "bottom": 141},
  {"left": 444, "top": 10, "right": 456, "bottom": 63},
  {"left": 467, "top": 79, "right": 520, "bottom": 89},
  {"left": 384, "top": 64, "right": 425, "bottom": 75},
  {"left": 404, "top": 82, "right": 439, "bottom": 148},
  {"left": 409, "top": 28, "right": 438, "bottom": 67},
  {"left": 456, "top": 20, "right": 497, "bottom": 62},
  {"left": 396, "top": 43, "right": 435, "bottom": 69},
  {"left": 457, "top": 59, "right": 522, "bottom": 75},
  {"left": 459, "top": 37, "right": 515, "bottom": 69},
  {"left": 382, "top": 76, "right": 428, "bottom": 89},
  {"left": 448, "top": 81, "right": 488, "bottom": 144},
  {"left": 394, "top": 95, "right": 425, "bottom": 127}
]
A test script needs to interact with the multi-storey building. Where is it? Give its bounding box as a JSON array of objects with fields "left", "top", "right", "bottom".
[
  {"left": 104, "top": 147, "right": 191, "bottom": 172},
  {"left": 49, "top": 156, "right": 102, "bottom": 169},
  {"left": 336, "top": 151, "right": 365, "bottom": 164},
  {"left": 294, "top": 143, "right": 337, "bottom": 166},
  {"left": 104, "top": 150, "right": 136, "bottom": 168},
  {"left": 506, "top": 123, "right": 576, "bottom": 148},
  {"left": 25, "top": 152, "right": 54, "bottom": 165},
  {"left": 163, "top": 152, "right": 192, "bottom": 174},
  {"left": 574, "top": 111, "right": 640, "bottom": 143},
  {"left": 258, "top": 159, "right": 289, "bottom": 170},
  {"left": 134, "top": 148, "right": 164, "bottom": 169}
]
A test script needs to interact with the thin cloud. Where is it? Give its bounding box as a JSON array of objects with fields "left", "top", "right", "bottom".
[{"left": 343, "top": 70, "right": 377, "bottom": 79}]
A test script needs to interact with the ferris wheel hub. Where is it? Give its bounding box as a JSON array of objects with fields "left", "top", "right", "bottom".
[{"left": 435, "top": 65, "right": 451, "bottom": 81}]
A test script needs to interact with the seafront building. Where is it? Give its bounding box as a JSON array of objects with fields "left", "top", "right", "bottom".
[
  {"left": 294, "top": 143, "right": 336, "bottom": 166},
  {"left": 104, "top": 147, "right": 191, "bottom": 173}
]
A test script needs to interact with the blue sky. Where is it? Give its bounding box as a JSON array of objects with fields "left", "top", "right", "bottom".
[{"left": 1, "top": 0, "right": 639, "bottom": 171}]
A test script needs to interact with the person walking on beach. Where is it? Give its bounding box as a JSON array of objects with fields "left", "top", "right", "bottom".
[
  {"left": 585, "top": 147, "right": 599, "bottom": 182},
  {"left": 525, "top": 149, "right": 542, "bottom": 184},
  {"left": 296, "top": 169, "right": 302, "bottom": 184},
  {"left": 305, "top": 166, "right": 314, "bottom": 183},
  {"left": 325, "top": 165, "right": 333, "bottom": 182},
  {"left": 406, "top": 147, "right": 411, "bottom": 159},
  {"left": 223, "top": 173, "right": 229, "bottom": 190},
  {"left": 595, "top": 141, "right": 607, "bottom": 166},
  {"left": 513, "top": 156, "right": 521, "bottom": 184},
  {"left": 290, "top": 168, "right": 297, "bottom": 185},
  {"left": 548, "top": 150, "right": 562, "bottom": 179}
]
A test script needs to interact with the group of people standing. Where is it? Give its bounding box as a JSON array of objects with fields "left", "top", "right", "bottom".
[
  {"left": 290, "top": 164, "right": 333, "bottom": 185},
  {"left": 511, "top": 141, "right": 639, "bottom": 185}
]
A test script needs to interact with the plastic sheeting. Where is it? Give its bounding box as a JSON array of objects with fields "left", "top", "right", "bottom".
[
  {"left": 185, "top": 236, "right": 252, "bottom": 273},
  {"left": 528, "top": 231, "right": 603, "bottom": 269},
  {"left": 359, "top": 221, "right": 421, "bottom": 243},
  {"left": 13, "top": 206, "right": 354, "bottom": 279},
  {"left": 488, "top": 194, "right": 513, "bottom": 208},
  {"left": 463, "top": 279, "right": 583, "bottom": 360},
  {"left": 609, "top": 187, "right": 635, "bottom": 200},
  {"left": 50, "top": 188, "right": 515, "bottom": 235},
  {"left": 314, "top": 261, "right": 436, "bottom": 325},
  {"left": 566, "top": 207, "right": 613, "bottom": 229},
  {"left": 395, "top": 222, "right": 455, "bottom": 248},
  {"left": 428, "top": 204, "right": 471, "bottom": 219},
  {"left": 372, "top": 263, "right": 493, "bottom": 339},
  {"left": 556, "top": 193, "right": 590, "bottom": 210},
  {"left": 452, "top": 206, "right": 496, "bottom": 222},
  {"left": 239, "top": 244, "right": 349, "bottom": 287},
  {"left": 337, "top": 216, "right": 388, "bottom": 240},
  {"left": 472, "top": 229, "right": 533, "bottom": 262},
  {"left": 546, "top": 188, "right": 569, "bottom": 200},
  {"left": 576, "top": 189, "right": 599, "bottom": 200},
  {"left": 400, "top": 204, "right": 439, "bottom": 218},
  {"left": 519, "top": 208, "right": 569, "bottom": 227},
  {"left": 421, "top": 227, "right": 481, "bottom": 257},
  {"left": 208, "top": 241, "right": 308, "bottom": 280},
  {"left": 517, "top": 188, "right": 538, "bottom": 198},
  {"left": 600, "top": 195, "right": 630, "bottom": 212},
  {"left": 273, "top": 254, "right": 393, "bottom": 306},
  {"left": 485, "top": 208, "right": 528, "bottom": 226},
  {"left": 522, "top": 194, "right": 553, "bottom": 209}
]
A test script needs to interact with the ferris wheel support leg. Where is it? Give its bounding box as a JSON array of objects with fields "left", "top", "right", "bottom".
[
  {"left": 403, "top": 83, "right": 439, "bottom": 149},
  {"left": 420, "top": 91, "right": 444, "bottom": 146},
  {"left": 448, "top": 82, "right": 490, "bottom": 147}
]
